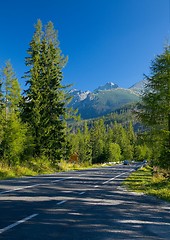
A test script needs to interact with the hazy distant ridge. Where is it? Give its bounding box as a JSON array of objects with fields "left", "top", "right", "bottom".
[{"left": 69, "top": 80, "right": 145, "bottom": 119}]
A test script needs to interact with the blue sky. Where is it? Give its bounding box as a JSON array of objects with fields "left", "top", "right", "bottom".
[{"left": 0, "top": 0, "right": 169, "bottom": 91}]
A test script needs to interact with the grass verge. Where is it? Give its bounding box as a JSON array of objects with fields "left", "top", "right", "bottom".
[
  {"left": 0, "top": 159, "right": 115, "bottom": 180},
  {"left": 123, "top": 165, "right": 170, "bottom": 202}
]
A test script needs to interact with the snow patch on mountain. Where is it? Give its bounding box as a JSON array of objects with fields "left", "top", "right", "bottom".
[{"left": 94, "top": 82, "right": 119, "bottom": 92}]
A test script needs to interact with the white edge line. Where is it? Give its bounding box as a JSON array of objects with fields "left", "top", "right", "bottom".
[{"left": 0, "top": 214, "right": 38, "bottom": 234}]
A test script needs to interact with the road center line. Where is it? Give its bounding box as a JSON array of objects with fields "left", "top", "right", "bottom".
[
  {"left": 78, "top": 191, "right": 85, "bottom": 195},
  {"left": 0, "top": 214, "right": 38, "bottom": 234},
  {"left": 102, "top": 169, "right": 134, "bottom": 184},
  {"left": 52, "top": 176, "right": 73, "bottom": 183},
  {"left": 0, "top": 176, "right": 74, "bottom": 195},
  {"left": 78, "top": 174, "right": 86, "bottom": 176},
  {"left": 57, "top": 200, "right": 67, "bottom": 205},
  {"left": 0, "top": 184, "right": 41, "bottom": 195}
]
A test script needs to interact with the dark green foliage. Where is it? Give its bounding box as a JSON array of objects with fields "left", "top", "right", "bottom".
[
  {"left": 21, "top": 20, "right": 69, "bottom": 162},
  {"left": 68, "top": 118, "right": 139, "bottom": 164},
  {"left": 138, "top": 46, "right": 170, "bottom": 168},
  {"left": 77, "top": 122, "right": 92, "bottom": 164},
  {"left": 1, "top": 20, "right": 166, "bottom": 171},
  {"left": 90, "top": 119, "right": 106, "bottom": 163}
]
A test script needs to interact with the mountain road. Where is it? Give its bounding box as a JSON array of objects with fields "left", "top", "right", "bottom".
[{"left": 0, "top": 163, "right": 170, "bottom": 239}]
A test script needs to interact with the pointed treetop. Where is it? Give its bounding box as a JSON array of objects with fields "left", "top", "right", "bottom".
[{"left": 33, "top": 19, "right": 43, "bottom": 44}]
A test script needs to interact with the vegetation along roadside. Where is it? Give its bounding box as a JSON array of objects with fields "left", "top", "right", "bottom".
[{"left": 123, "top": 165, "right": 170, "bottom": 202}]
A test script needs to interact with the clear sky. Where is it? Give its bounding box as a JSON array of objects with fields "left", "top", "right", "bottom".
[{"left": 0, "top": 0, "right": 169, "bottom": 91}]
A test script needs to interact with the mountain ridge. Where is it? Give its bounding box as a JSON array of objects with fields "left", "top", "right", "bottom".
[{"left": 68, "top": 80, "right": 145, "bottom": 119}]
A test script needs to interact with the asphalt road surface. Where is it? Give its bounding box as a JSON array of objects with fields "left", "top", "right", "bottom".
[{"left": 0, "top": 163, "right": 170, "bottom": 239}]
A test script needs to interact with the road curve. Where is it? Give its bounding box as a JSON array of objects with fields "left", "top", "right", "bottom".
[{"left": 0, "top": 163, "right": 169, "bottom": 239}]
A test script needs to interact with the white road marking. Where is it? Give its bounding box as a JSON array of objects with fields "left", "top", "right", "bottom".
[
  {"left": 0, "top": 184, "right": 41, "bottom": 195},
  {"left": 103, "top": 173, "right": 126, "bottom": 184},
  {"left": 0, "top": 214, "right": 38, "bottom": 234},
  {"left": 102, "top": 168, "right": 135, "bottom": 184},
  {"left": 0, "top": 176, "right": 74, "bottom": 195},
  {"left": 57, "top": 200, "right": 67, "bottom": 205},
  {"left": 119, "top": 219, "right": 170, "bottom": 226},
  {"left": 62, "top": 190, "right": 73, "bottom": 193},
  {"left": 52, "top": 176, "right": 73, "bottom": 183},
  {"left": 78, "top": 191, "right": 85, "bottom": 195},
  {"left": 68, "top": 212, "right": 82, "bottom": 216},
  {"left": 78, "top": 174, "right": 86, "bottom": 176}
]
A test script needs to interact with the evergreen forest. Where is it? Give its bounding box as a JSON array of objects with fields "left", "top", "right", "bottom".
[{"left": 0, "top": 20, "right": 169, "bottom": 178}]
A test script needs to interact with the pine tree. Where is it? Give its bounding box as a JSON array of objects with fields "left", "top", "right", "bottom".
[
  {"left": 138, "top": 46, "right": 170, "bottom": 167},
  {"left": 112, "top": 122, "right": 133, "bottom": 160},
  {"left": 90, "top": 119, "right": 106, "bottom": 163},
  {"left": 0, "top": 72, "right": 4, "bottom": 145},
  {"left": 21, "top": 19, "right": 43, "bottom": 156},
  {"left": 2, "top": 61, "right": 21, "bottom": 117},
  {"left": 127, "top": 121, "right": 136, "bottom": 145},
  {"left": 78, "top": 122, "right": 92, "bottom": 165},
  {"left": 107, "top": 143, "right": 121, "bottom": 162},
  {"left": 21, "top": 20, "right": 69, "bottom": 162},
  {"left": 0, "top": 61, "right": 27, "bottom": 165}
]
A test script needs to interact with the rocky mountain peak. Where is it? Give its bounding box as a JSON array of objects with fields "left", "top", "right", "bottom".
[{"left": 94, "top": 82, "right": 119, "bottom": 92}]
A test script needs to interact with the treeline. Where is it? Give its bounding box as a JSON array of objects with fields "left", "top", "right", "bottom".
[
  {"left": 68, "top": 120, "right": 152, "bottom": 165},
  {"left": 0, "top": 20, "right": 150, "bottom": 169},
  {"left": 0, "top": 19, "right": 169, "bottom": 173}
]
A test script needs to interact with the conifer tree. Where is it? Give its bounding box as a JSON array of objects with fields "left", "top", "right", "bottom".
[
  {"left": 0, "top": 72, "right": 4, "bottom": 145},
  {"left": 112, "top": 122, "right": 133, "bottom": 160},
  {"left": 2, "top": 61, "right": 21, "bottom": 116},
  {"left": 78, "top": 122, "right": 92, "bottom": 164},
  {"left": 138, "top": 46, "right": 170, "bottom": 167},
  {"left": 127, "top": 121, "right": 136, "bottom": 145},
  {"left": 21, "top": 19, "right": 43, "bottom": 156},
  {"left": 0, "top": 61, "right": 27, "bottom": 165},
  {"left": 22, "top": 20, "right": 69, "bottom": 162},
  {"left": 107, "top": 142, "right": 121, "bottom": 162},
  {"left": 90, "top": 119, "right": 106, "bottom": 163}
]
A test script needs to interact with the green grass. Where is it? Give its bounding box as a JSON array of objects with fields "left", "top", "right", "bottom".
[
  {"left": 123, "top": 166, "right": 170, "bottom": 202},
  {"left": 0, "top": 158, "right": 115, "bottom": 180},
  {"left": 0, "top": 158, "right": 55, "bottom": 180}
]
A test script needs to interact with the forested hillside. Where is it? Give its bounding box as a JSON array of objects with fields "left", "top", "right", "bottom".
[{"left": 0, "top": 20, "right": 169, "bottom": 178}]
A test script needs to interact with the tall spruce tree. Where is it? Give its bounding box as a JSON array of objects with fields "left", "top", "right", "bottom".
[
  {"left": 22, "top": 20, "right": 68, "bottom": 162},
  {"left": 138, "top": 46, "right": 170, "bottom": 167}
]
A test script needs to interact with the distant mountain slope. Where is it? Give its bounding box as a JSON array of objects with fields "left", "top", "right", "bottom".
[
  {"left": 68, "top": 81, "right": 142, "bottom": 119},
  {"left": 129, "top": 79, "right": 148, "bottom": 94},
  {"left": 78, "top": 88, "right": 139, "bottom": 119}
]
